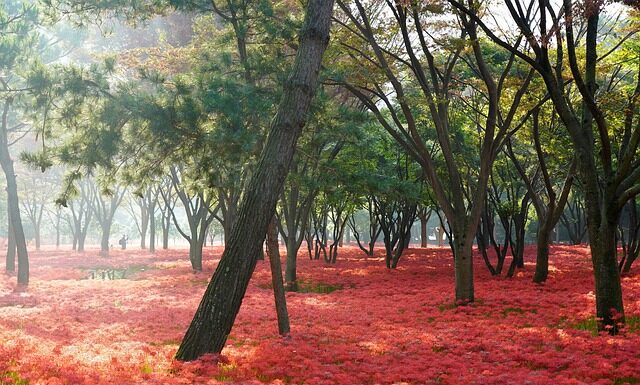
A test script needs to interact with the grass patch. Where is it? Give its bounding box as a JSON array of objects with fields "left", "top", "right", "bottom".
[
  {"left": 1, "top": 371, "right": 29, "bottom": 385},
  {"left": 149, "top": 338, "right": 180, "bottom": 347},
  {"left": 215, "top": 363, "right": 237, "bottom": 382},
  {"left": 570, "top": 315, "right": 640, "bottom": 336},
  {"left": 431, "top": 345, "right": 447, "bottom": 353},
  {"left": 625, "top": 315, "right": 640, "bottom": 333},
  {"left": 259, "top": 280, "right": 343, "bottom": 294},
  {"left": 83, "top": 264, "right": 154, "bottom": 280},
  {"left": 437, "top": 303, "right": 456, "bottom": 312},
  {"left": 298, "top": 280, "right": 343, "bottom": 293},
  {"left": 501, "top": 307, "right": 526, "bottom": 317},
  {"left": 612, "top": 377, "right": 640, "bottom": 385},
  {"left": 189, "top": 278, "right": 209, "bottom": 286},
  {"left": 572, "top": 317, "right": 598, "bottom": 336},
  {"left": 140, "top": 363, "right": 153, "bottom": 375}
]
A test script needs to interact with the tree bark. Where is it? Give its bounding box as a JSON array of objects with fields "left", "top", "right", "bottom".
[
  {"left": 533, "top": 218, "right": 552, "bottom": 283},
  {"left": 1, "top": 100, "right": 28, "bottom": 284},
  {"left": 55, "top": 211, "right": 61, "bottom": 248},
  {"left": 6, "top": 207, "right": 15, "bottom": 272},
  {"left": 284, "top": 239, "right": 299, "bottom": 291},
  {"left": 453, "top": 233, "right": 474, "bottom": 303},
  {"left": 175, "top": 1, "right": 334, "bottom": 360},
  {"left": 266, "top": 218, "right": 290, "bottom": 336},
  {"left": 189, "top": 238, "right": 203, "bottom": 271},
  {"left": 162, "top": 214, "right": 170, "bottom": 249},
  {"left": 149, "top": 205, "right": 156, "bottom": 253}
]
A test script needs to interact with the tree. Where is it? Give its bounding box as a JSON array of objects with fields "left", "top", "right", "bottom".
[
  {"left": 348, "top": 197, "right": 382, "bottom": 257},
  {"left": 619, "top": 198, "right": 640, "bottom": 272},
  {"left": 506, "top": 107, "right": 575, "bottom": 282},
  {"left": 65, "top": 177, "right": 94, "bottom": 252},
  {"left": 19, "top": 173, "right": 51, "bottom": 250},
  {"left": 45, "top": 205, "right": 64, "bottom": 248},
  {"left": 90, "top": 181, "right": 125, "bottom": 256},
  {"left": 560, "top": 191, "right": 588, "bottom": 245},
  {"left": 276, "top": 94, "right": 357, "bottom": 290},
  {"left": 417, "top": 205, "right": 433, "bottom": 248},
  {"left": 175, "top": 0, "right": 335, "bottom": 360},
  {"left": 449, "top": 0, "right": 640, "bottom": 332},
  {"left": 0, "top": 1, "right": 40, "bottom": 284},
  {"left": 168, "top": 166, "right": 217, "bottom": 271},
  {"left": 266, "top": 218, "right": 290, "bottom": 336},
  {"left": 127, "top": 185, "right": 160, "bottom": 251},
  {"left": 158, "top": 176, "right": 177, "bottom": 250},
  {"left": 332, "top": 0, "right": 534, "bottom": 302}
]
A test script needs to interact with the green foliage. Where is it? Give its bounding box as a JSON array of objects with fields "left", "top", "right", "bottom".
[
  {"left": 612, "top": 377, "right": 640, "bottom": 385},
  {"left": 259, "top": 279, "right": 343, "bottom": 294},
  {"left": 625, "top": 315, "right": 640, "bottom": 333},
  {"left": 0, "top": 371, "right": 29, "bottom": 385},
  {"left": 572, "top": 317, "right": 598, "bottom": 336},
  {"left": 42, "top": 0, "right": 166, "bottom": 26}
]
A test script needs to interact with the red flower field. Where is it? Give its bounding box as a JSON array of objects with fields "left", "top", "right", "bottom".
[{"left": 0, "top": 245, "right": 639, "bottom": 385}]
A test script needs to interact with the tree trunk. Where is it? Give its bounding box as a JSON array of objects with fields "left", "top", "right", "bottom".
[
  {"left": 55, "top": 213, "right": 61, "bottom": 248},
  {"left": 266, "top": 219, "right": 290, "bottom": 335},
  {"left": 622, "top": 250, "right": 638, "bottom": 273},
  {"left": 162, "top": 215, "right": 170, "bottom": 249},
  {"left": 533, "top": 217, "right": 553, "bottom": 283},
  {"left": 100, "top": 224, "right": 110, "bottom": 256},
  {"left": 1, "top": 157, "right": 28, "bottom": 285},
  {"left": 6, "top": 207, "right": 15, "bottom": 272},
  {"left": 175, "top": 2, "right": 333, "bottom": 360},
  {"left": 149, "top": 210, "right": 156, "bottom": 253},
  {"left": 78, "top": 230, "right": 86, "bottom": 252},
  {"left": 284, "top": 238, "right": 299, "bottom": 291},
  {"left": 72, "top": 225, "right": 78, "bottom": 251},
  {"left": 438, "top": 226, "right": 445, "bottom": 247},
  {"left": 189, "top": 237, "right": 203, "bottom": 271},
  {"left": 140, "top": 219, "right": 147, "bottom": 249},
  {"left": 1, "top": 101, "right": 26, "bottom": 282},
  {"left": 420, "top": 216, "right": 428, "bottom": 248},
  {"left": 591, "top": 220, "right": 624, "bottom": 332},
  {"left": 453, "top": 231, "right": 474, "bottom": 303},
  {"left": 34, "top": 227, "right": 41, "bottom": 251}
]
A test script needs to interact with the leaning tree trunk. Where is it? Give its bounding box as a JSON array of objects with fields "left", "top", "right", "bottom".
[
  {"left": 175, "top": 2, "right": 334, "bottom": 360},
  {"left": 267, "top": 218, "right": 290, "bottom": 335}
]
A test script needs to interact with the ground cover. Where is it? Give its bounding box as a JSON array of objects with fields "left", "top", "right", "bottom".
[{"left": 0, "top": 245, "right": 639, "bottom": 384}]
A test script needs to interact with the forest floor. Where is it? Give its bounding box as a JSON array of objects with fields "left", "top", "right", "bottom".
[{"left": 0, "top": 244, "right": 639, "bottom": 385}]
